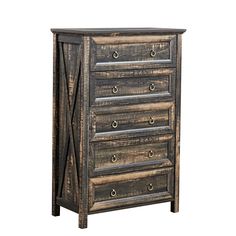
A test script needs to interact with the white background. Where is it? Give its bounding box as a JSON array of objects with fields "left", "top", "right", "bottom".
[{"left": 0, "top": 0, "right": 236, "bottom": 235}]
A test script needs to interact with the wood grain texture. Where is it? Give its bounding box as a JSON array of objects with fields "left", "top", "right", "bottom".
[
  {"left": 88, "top": 196, "right": 173, "bottom": 215},
  {"left": 89, "top": 134, "right": 174, "bottom": 176},
  {"left": 58, "top": 34, "right": 82, "bottom": 44},
  {"left": 78, "top": 36, "right": 90, "bottom": 229},
  {"left": 92, "top": 35, "right": 175, "bottom": 44},
  {"left": 95, "top": 42, "right": 170, "bottom": 62},
  {"left": 51, "top": 28, "right": 186, "bottom": 35},
  {"left": 52, "top": 33, "right": 60, "bottom": 216},
  {"left": 95, "top": 73, "right": 174, "bottom": 98},
  {"left": 89, "top": 168, "right": 174, "bottom": 212},
  {"left": 96, "top": 108, "right": 169, "bottom": 133},
  {"left": 96, "top": 76, "right": 169, "bottom": 97},
  {"left": 90, "top": 68, "right": 176, "bottom": 107},
  {"left": 57, "top": 41, "right": 82, "bottom": 208},
  {"left": 91, "top": 102, "right": 175, "bottom": 141},
  {"left": 93, "top": 134, "right": 174, "bottom": 172},
  {"left": 95, "top": 174, "right": 168, "bottom": 202},
  {"left": 91, "top": 35, "right": 176, "bottom": 71},
  {"left": 171, "top": 34, "right": 182, "bottom": 213}
]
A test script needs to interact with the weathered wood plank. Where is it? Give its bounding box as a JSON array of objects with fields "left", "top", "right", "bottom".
[
  {"left": 89, "top": 168, "right": 174, "bottom": 212},
  {"left": 90, "top": 102, "right": 175, "bottom": 141},
  {"left": 52, "top": 33, "right": 60, "bottom": 216},
  {"left": 78, "top": 36, "right": 90, "bottom": 229},
  {"left": 96, "top": 109, "right": 168, "bottom": 133},
  {"left": 92, "top": 68, "right": 175, "bottom": 78},
  {"left": 171, "top": 34, "right": 182, "bottom": 213},
  {"left": 90, "top": 167, "right": 173, "bottom": 184},
  {"left": 57, "top": 42, "right": 81, "bottom": 202},
  {"left": 95, "top": 42, "right": 170, "bottom": 62},
  {"left": 90, "top": 68, "right": 176, "bottom": 107},
  {"left": 92, "top": 134, "right": 174, "bottom": 174},
  {"left": 92, "top": 35, "right": 176, "bottom": 44},
  {"left": 90, "top": 35, "right": 176, "bottom": 71},
  {"left": 96, "top": 77, "right": 169, "bottom": 98},
  {"left": 88, "top": 196, "right": 173, "bottom": 214},
  {"left": 57, "top": 197, "right": 78, "bottom": 213},
  {"left": 58, "top": 34, "right": 82, "bottom": 44},
  {"left": 93, "top": 101, "right": 174, "bottom": 114},
  {"left": 95, "top": 175, "right": 168, "bottom": 202},
  {"left": 51, "top": 28, "right": 186, "bottom": 36}
]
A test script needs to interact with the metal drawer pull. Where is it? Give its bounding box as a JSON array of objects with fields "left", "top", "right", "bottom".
[
  {"left": 111, "top": 154, "right": 118, "bottom": 163},
  {"left": 111, "top": 120, "right": 118, "bottom": 129},
  {"left": 112, "top": 51, "right": 119, "bottom": 59},
  {"left": 147, "top": 183, "right": 154, "bottom": 191},
  {"left": 150, "top": 49, "right": 156, "bottom": 57},
  {"left": 148, "top": 150, "right": 154, "bottom": 158},
  {"left": 110, "top": 189, "right": 117, "bottom": 197},
  {"left": 149, "top": 83, "right": 155, "bottom": 91},
  {"left": 112, "top": 86, "right": 118, "bottom": 94},
  {"left": 149, "top": 117, "right": 154, "bottom": 125}
]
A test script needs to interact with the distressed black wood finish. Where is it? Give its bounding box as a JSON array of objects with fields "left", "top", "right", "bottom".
[
  {"left": 171, "top": 34, "right": 183, "bottom": 213},
  {"left": 89, "top": 168, "right": 174, "bottom": 212},
  {"left": 51, "top": 28, "right": 185, "bottom": 229},
  {"left": 90, "top": 133, "right": 175, "bottom": 176},
  {"left": 94, "top": 102, "right": 174, "bottom": 134},
  {"left": 90, "top": 68, "right": 176, "bottom": 107},
  {"left": 93, "top": 69, "right": 175, "bottom": 100},
  {"left": 52, "top": 33, "right": 60, "bottom": 217},
  {"left": 90, "top": 35, "right": 176, "bottom": 71},
  {"left": 51, "top": 28, "right": 186, "bottom": 35}
]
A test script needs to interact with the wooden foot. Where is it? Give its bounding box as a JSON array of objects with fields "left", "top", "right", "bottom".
[
  {"left": 79, "top": 214, "right": 88, "bottom": 229},
  {"left": 171, "top": 200, "right": 179, "bottom": 213},
  {"left": 52, "top": 204, "right": 60, "bottom": 216}
]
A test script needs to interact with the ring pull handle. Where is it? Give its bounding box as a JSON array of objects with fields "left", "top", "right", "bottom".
[
  {"left": 111, "top": 154, "right": 118, "bottom": 163},
  {"left": 150, "top": 49, "right": 156, "bottom": 57},
  {"left": 110, "top": 189, "right": 117, "bottom": 197},
  {"left": 149, "top": 83, "right": 155, "bottom": 91},
  {"left": 149, "top": 117, "right": 155, "bottom": 125},
  {"left": 111, "top": 120, "right": 118, "bottom": 129},
  {"left": 112, "top": 51, "right": 119, "bottom": 59},
  {"left": 147, "top": 183, "right": 154, "bottom": 192},
  {"left": 148, "top": 150, "right": 154, "bottom": 158},
  {"left": 112, "top": 86, "right": 118, "bottom": 94}
]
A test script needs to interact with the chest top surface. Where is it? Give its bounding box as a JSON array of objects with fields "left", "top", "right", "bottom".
[{"left": 51, "top": 27, "right": 186, "bottom": 35}]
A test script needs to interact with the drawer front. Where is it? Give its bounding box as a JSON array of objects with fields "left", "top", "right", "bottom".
[
  {"left": 90, "top": 134, "right": 174, "bottom": 176},
  {"left": 90, "top": 35, "right": 176, "bottom": 71},
  {"left": 89, "top": 168, "right": 174, "bottom": 212},
  {"left": 91, "top": 68, "right": 175, "bottom": 106},
  {"left": 91, "top": 102, "right": 175, "bottom": 141}
]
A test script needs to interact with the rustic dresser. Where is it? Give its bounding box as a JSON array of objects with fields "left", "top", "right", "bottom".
[{"left": 51, "top": 28, "right": 186, "bottom": 229}]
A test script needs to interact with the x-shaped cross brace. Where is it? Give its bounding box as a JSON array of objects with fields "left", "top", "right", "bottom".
[{"left": 57, "top": 43, "right": 82, "bottom": 197}]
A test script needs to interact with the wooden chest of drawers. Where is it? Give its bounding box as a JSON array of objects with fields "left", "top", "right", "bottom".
[{"left": 51, "top": 28, "right": 185, "bottom": 229}]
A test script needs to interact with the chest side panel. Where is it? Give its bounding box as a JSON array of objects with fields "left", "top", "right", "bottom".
[{"left": 57, "top": 36, "right": 83, "bottom": 208}]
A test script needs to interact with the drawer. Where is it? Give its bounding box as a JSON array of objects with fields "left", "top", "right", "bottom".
[
  {"left": 90, "top": 134, "right": 174, "bottom": 176},
  {"left": 90, "top": 68, "right": 176, "bottom": 106},
  {"left": 90, "top": 35, "right": 176, "bottom": 71},
  {"left": 89, "top": 168, "right": 174, "bottom": 212},
  {"left": 91, "top": 102, "right": 175, "bottom": 141}
]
